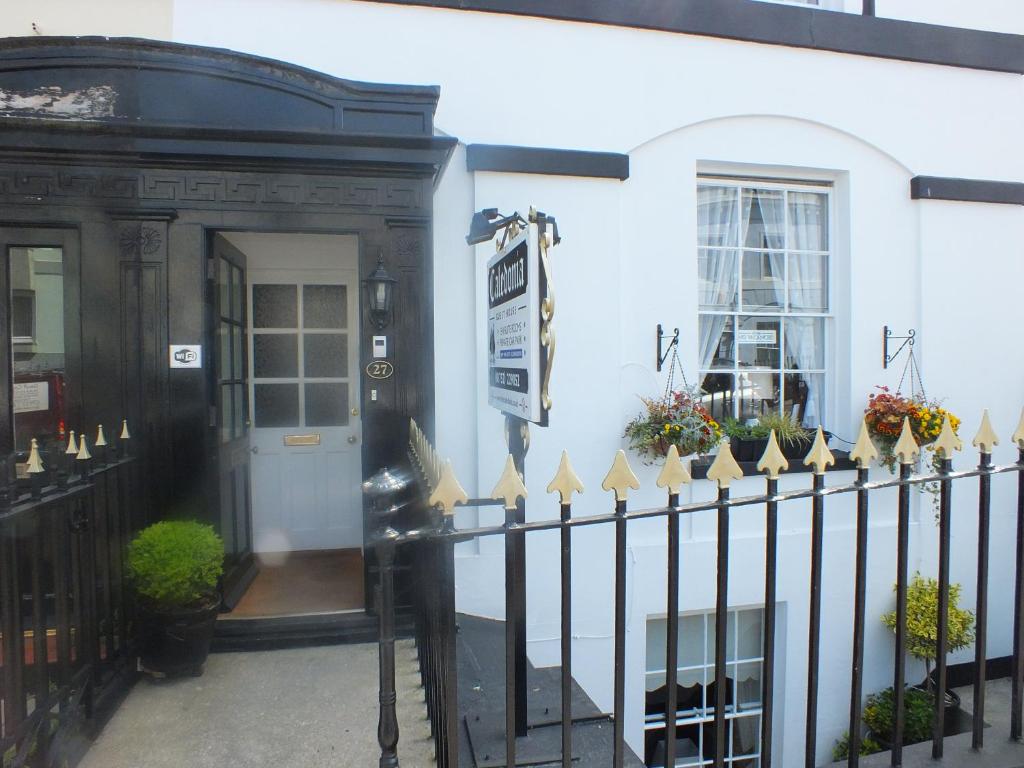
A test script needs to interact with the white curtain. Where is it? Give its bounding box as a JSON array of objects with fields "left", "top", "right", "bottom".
[
  {"left": 783, "top": 192, "right": 828, "bottom": 427},
  {"left": 698, "top": 186, "right": 739, "bottom": 371},
  {"left": 747, "top": 189, "right": 786, "bottom": 312}
]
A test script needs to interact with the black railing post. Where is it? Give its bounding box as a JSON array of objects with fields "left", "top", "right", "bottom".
[
  {"left": 848, "top": 465, "right": 870, "bottom": 767},
  {"left": 376, "top": 526, "right": 401, "bottom": 768},
  {"left": 1013, "top": 443, "right": 1024, "bottom": 741},
  {"left": 560, "top": 498, "right": 573, "bottom": 768},
  {"left": 805, "top": 472, "right": 825, "bottom": 768},
  {"left": 863, "top": 0, "right": 876, "bottom": 15},
  {"left": 439, "top": 513, "right": 459, "bottom": 768},
  {"left": 506, "top": 414, "right": 529, "bottom": 739},
  {"left": 762, "top": 476, "right": 779, "bottom": 768},
  {"left": 974, "top": 448, "right": 993, "bottom": 749},
  {"left": 892, "top": 460, "right": 912, "bottom": 766},
  {"left": 714, "top": 484, "right": 730, "bottom": 768},
  {"left": 613, "top": 494, "right": 628, "bottom": 768},
  {"left": 665, "top": 491, "right": 680, "bottom": 768},
  {"left": 933, "top": 456, "right": 953, "bottom": 757},
  {"left": 504, "top": 501, "right": 518, "bottom": 768}
]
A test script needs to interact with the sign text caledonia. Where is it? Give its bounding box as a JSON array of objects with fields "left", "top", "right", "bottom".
[{"left": 487, "top": 224, "right": 545, "bottom": 423}]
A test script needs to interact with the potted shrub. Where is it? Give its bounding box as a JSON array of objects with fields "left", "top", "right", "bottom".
[
  {"left": 623, "top": 387, "right": 723, "bottom": 464},
  {"left": 833, "top": 686, "right": 934, "bottom": 758},
  {"left": 882, "top": 572, "right": 975, "bottom": 732},
  {"left": 863, "top": 685, "right": 935, "bottom": 749},
  {"left": 127, "top": 520, "right": 224, "bottom": 677}
]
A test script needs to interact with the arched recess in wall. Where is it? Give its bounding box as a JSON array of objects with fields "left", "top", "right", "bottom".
[{"left": 618, "top": 114, "right": 919, "bottom": 440}]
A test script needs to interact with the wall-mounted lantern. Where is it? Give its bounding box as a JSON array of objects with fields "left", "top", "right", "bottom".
[{"left": 363, "top": 253, "right": 398, "bottom": 330}]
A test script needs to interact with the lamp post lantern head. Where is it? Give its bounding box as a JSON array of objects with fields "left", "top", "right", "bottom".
[{"left": 363, "top": 254, "right": 397, "bottom": 330}]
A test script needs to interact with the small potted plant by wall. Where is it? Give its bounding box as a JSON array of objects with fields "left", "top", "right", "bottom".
[
  {"left": 623, "top": 387, "right": 723, "bottom": 464},
  {"left": 882, "top": 572, "right": 975, "bottom": 733},
  {"left": 127, "top": 520, "right": 224, "bottom": 677}
]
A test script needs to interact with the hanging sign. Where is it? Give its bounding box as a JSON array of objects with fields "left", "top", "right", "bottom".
[
  {"left": 13, "top": 382, "right": 49, "bottom": 414},
  {"left": 487, "top": 222, "right": 548, "bottom": 424}
]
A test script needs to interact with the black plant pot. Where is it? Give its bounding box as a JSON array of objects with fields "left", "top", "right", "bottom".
[
  {"left": 138, "top": 595, "right": 220, "bottom": 678},
  {"left": 732, "top": 437, "right": 768, "bottom": 462}
]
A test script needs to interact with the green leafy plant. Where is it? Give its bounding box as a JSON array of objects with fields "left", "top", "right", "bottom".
[
  {"left": 863, "top": 686, "right": 934, "bottom": 746},
  {"left": 127, "top": 521, "right": 224, "bottom": 611},
  {"left": 721, "top": 417, "right": 760, "bottom": 440},
  {"left": 882, "top": 573, "right": 975, "bottom": 691},
  {"left": 756, "top": 413, "right": 812, "bottom": 447},
  {"left": 832, "top": 730, "right": 883, "bottom": 760}
]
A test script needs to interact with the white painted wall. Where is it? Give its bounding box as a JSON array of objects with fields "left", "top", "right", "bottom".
[
  {"left": 0, "top": 0, "right": 172, "bottom": 39},
  {"left": 8, "top": 0, "right": 1022, "bottom": 761},
  {"left": 165, "top": 2, "right": 1024, "bottom": 762}
]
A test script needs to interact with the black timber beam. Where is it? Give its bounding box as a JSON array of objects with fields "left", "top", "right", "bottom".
[
  {"left": 354, "top": 0, "right": 1024, "bottom": 74},
  {"left": 466, "top": 144, "right": 629, "bottom": 180},
  {"left": 911, "top": 176, "right": 1024, "bottom": 205}
]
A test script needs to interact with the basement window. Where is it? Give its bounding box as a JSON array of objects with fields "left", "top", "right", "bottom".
[{"left": 644, "top": 608, "right": 765, "bottom": 767}]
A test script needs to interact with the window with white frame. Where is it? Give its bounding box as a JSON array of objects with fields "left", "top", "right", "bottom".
[
  {"left": 697, "top": 179, "right": 831, "bottom": 429},
  {"left": 644, "top": 608, "right": 765, "bottom": 767}
]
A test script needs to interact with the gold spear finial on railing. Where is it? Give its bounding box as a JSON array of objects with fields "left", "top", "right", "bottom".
[
  {"left": 95, "top": 425, "right": 108, "bottom": 448},
  {"left": 492, "top": 454, "right": 528, "bottom": 510},
  {"left": 706, "top": 441, "right": 743, "bottom": 489},
  {"left": 756, "top": 431, "right": 788, "bottom": 480},
  {"left": 1012, "top": 408, "right": 1024, "bottom": 450},
  {"left": 803, "top": 426, "right": 835, "bottom": 476},
  {"left": 894, "top": 417, "right": 920, "bottom": 465},
  {"left": 77, "top": 434, "right": 92, "bottom": 461},
  {"left": 932, "top": 415, "right": 962, "bottom": 459},
  {"left": 547, "top": 451, "right": 584, "bottom": 504},
  {"left": 428, "top": 460, "right": 469, "bottom": 516},
  {"left": 972, "top": 409, "right": 999, "bottom": 454},
  {"left": 120, "top": 420, "right": 131, "bottom": 440},
  {"left": 849, "top": 419, "right": 878, "bottom": 469},
  {"left": 601, "top": 450, "right": 640, "bottom": 502},
  {"left": 66, "top": 430, "right": 78, "bottom": 456},
  {"left": 656, "top": 444, "right": 691, "bottom": 495},
  {"left": 26, "top": 438, "right": 44, "bottom": 474}
]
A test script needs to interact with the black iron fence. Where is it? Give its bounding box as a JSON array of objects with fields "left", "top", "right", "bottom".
[
  {"left": 375, "top": 416, "right": 1024, "bottom": 768},
  {"left": 0, "top": 427, "right": 136, "bottom": 768}
]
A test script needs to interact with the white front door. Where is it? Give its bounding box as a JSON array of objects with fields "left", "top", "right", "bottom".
[{"left": 248, "top": 268, "right": 362, "bottom": 552}]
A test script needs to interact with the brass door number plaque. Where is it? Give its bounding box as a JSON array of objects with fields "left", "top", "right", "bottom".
[
  {"left": 283, "top": 434, "right": 321, "bottom": 446},
  {"left": 366, "top": 360, "right": 394, "bottom": 379}
]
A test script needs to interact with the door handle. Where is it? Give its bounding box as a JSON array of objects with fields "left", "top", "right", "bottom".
[
  {"left": 348, "top": 435, "right": 358, "bottom": 444},
  {"left": 351, "top": 407, "right": 360, "bottom": 417},
  {"left": 251, "top": 446, "right": 259, "bottom": 454}
]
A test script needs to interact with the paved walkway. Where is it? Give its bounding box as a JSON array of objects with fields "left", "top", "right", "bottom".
[{"left": 80, "top": 640, "right": 435, "bottom": 768}]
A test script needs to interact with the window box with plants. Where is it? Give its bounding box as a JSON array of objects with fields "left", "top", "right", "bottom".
[
  {"left": 721, "top": 413, "right": 823, "bottom": 462},
  {"left": 127, "top": 520, "right": 225, "bottom": 678}
]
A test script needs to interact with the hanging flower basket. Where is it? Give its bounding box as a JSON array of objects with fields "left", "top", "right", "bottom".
[
  {"left": 864, "top": 386, "right": 961, "bottom": 473},
  {"left": 624, "top": 388, "right": 723, "bottom": 464}
]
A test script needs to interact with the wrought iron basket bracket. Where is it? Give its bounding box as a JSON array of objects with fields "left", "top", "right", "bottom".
[
  {"left": 882, "top": 325, "right": 916, "bottom": 369},
  {"left": 657, "top": 324, "right": 680, "bottom": 372}
]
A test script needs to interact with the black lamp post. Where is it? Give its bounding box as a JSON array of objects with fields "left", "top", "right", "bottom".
[{"left": 363, "top": 254, "right": 397, "bottom": 330}]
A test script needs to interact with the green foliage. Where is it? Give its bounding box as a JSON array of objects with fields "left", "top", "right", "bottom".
[
  {"left": 756, "top": 413, "right": 812, "bottom": 446},
  {"left": 721, "top": 414, "right": 812, "bottom": 446},
  {"left": 127, "top": 521, "right": 224, "bottom": 610},
  {"left": 832, "top": 730, "right": 883, "bottom": 760},
  {"left": 882, "top": 572, "right": 975, "bottom": 665},
  {"left": 863, "top": 686, "right": 934, "bottom": 745}
]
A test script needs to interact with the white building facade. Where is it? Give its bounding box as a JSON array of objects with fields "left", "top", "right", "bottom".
[{"left": 4, "top": 1, "right": 1024, "bottom": 764}]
